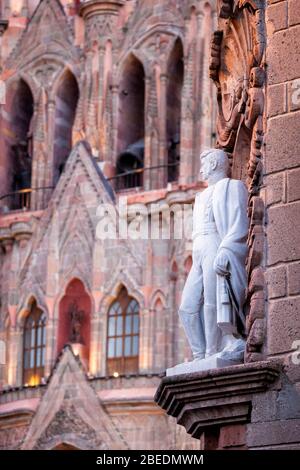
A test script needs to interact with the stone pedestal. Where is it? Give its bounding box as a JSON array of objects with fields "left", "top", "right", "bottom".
[
  {"left": 166, "top": 355, "right": 243, "bottom": 376},
  {"left": 155, "top": 361, "right": 281, "bottom": 443}
]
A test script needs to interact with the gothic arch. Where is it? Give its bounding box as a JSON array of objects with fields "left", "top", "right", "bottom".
[
  {"left": 127, "top": 27, "right": 184, "bottom": 62},
  {"left": 0, "top": 77, "right": 34, "bottom": 208},
  {"left": 53, "top": 68, "right": 79, "bottom": 186},
  {"left": 42, "top": 434, "right": 95, "bottom": 450},
  {"left": 116, "top": 53, "right": 145, "bottom": 188},
  {"left": 50, "top": 65, "right": 81, "bottom": 102},
  {"left": 116, "top": 51, "right": 146, "bottom": 83},
  {"left": 99, "top": 274, "right": 145, "bottom": 315},
  {"left": 4, "top": 71, "right": 40, "bottom": 104},
  {"left": 166, "top": 37, "right": 184, "bottom": 182},
  {"left": 56, "top": 279, "right": 92, "bottom": 367},
  {"left": 17, "top": 293, "right": 48, "bottom": 330},
  {"left": 51, "top": 441, "right": 83, "bottom": 450},
  {"left": 149, "top": 289, "right": 167, "bottom": 311},
  {"left": 54, "top": 276, "right": 94, "bottom": 322}
]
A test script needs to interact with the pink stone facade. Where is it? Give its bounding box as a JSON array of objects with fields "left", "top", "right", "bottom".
[
  {"left": 0, "top": 0, "right": 300, "bottom": 451},
  {"left": 0, "top": 0, "right": 216, "bottom": 450}
]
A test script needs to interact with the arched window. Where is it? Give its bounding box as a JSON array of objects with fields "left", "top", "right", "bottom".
[
  {"left": 53, "top": 70, "right": 79, "bottom": 186},
  {"left": 166, "top": 38, "right": 184, "bottom": 182},
  {"left": 116, "top": 54, "right": 145, "bottom": 190},
  {"left": 0, "top": 79, "right": 34, "bottom": 210},
  {"left": 23, "top": 300, "right": 46, "bottom": 386},
  {"left": 107, "top": 287, "right": 139, "bottom": 375}
]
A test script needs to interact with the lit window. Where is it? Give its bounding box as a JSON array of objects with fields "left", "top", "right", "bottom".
[
  {"left": 107, "top": 287, "right": 139, "bottom": 375},
  {"left": 23, "top": 300, "right": 46, "bottom": 386}
]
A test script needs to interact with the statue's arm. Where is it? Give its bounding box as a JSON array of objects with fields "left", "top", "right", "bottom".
[{"left": 213, "top": 179, "right": 248, "bottom": 275}]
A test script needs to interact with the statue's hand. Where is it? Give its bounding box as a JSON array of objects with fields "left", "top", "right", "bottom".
[{"left": 214, "top": 252, "right": 229, "bottom": 276}]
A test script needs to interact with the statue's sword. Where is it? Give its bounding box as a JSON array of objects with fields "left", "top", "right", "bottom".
[{"left": 224, "top": 274, "right": 246, "bottom": 330}]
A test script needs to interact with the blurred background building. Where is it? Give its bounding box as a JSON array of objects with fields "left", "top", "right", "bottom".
[
  {"left": 0, "top": 0, "right": 217, "bottom": 449},
  {"left": 2, "top": 0, "right": 300, "bottom": 451}
]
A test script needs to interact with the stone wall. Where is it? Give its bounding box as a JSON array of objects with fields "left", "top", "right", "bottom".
[{"left": 245, "top": 0, "right": 300, "bottom": 449}]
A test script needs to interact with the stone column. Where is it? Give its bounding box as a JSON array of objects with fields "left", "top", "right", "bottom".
[
  {"left": 143, "top": 75, "right": 153, "bottom": 191},
  {"left": 89, "top": 314, "right": 102, "bottom": 375},
  {"left": 157, "top": 73, "right": 168, "bottom": 189},
  {"left": 80, "top": 0, "right": 125, "bottom": 160}
]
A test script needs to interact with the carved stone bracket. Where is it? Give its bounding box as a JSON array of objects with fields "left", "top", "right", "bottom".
[{"left": 155, "top": 361, "right": 280, "bottom": 440}]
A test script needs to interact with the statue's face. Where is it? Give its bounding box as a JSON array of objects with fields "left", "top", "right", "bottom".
[{"left": 199, "top": 155, "right": 214, "bottom": 181}]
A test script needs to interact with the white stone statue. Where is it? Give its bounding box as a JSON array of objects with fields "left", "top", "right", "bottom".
[{"left": 167, "top": 148, "right": 249, "bottom": 376}]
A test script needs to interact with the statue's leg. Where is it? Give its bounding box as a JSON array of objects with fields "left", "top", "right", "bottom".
[
  {"left": 202, "top": 241, "right": 222, "bottom": 357},
  {"left": 178, "top": 254, "right": 205, "bottom": 360}
]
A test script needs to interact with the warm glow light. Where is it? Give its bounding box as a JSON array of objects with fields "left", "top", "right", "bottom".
[
  {"left": 8, "top": 364, "right": 14, "bottom": 386},
  {"left": 28, "top": 374, "right": 41, "bottom": 386},
  {"left": 71, "top": 343, "right": 81, "bottom": 357},
  {"left": 11, "top": 0, "right": 23, "bottom": 15},
  {"left": 89, "top": 352, "right": 98, "bottom": 375},
  {"left": 113, "top": 371, "right": 119, "bottom": 378}
]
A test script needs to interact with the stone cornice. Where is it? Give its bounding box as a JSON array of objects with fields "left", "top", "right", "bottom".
[{"left": 155, "top": 361, "right": 281, "bottom": 439}]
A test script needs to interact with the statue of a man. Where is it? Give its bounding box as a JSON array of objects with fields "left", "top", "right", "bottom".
[
  {"left": 168, "top": 149, "right": 249, "bottom": 375},
  {"left": 69, "top": 300, "right": 84, "bottom": 344}
]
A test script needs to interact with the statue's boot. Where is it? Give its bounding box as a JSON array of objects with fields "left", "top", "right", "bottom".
[
  {"left": 203, "top": 304, "right": 221, "bottom": 358},
  {"left": 178, "top": 309, "right": 205, "bottom": 360},
  {"left": 219, "top": 334, "right": 245, "bottom": 361}
]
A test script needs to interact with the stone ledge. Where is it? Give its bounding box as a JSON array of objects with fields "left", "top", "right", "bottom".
[{"left": 154, "top": 361, "right": 281, "bottom": 439}]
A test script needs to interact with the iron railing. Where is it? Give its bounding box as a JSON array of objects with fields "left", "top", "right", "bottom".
[
  {"left": 0, "top": 187, "right": 54, "bottom": 213},
  {"left": 0, "top": 163, "right": 180, "bottom": 213},
  {"left": 108, "top": 162, "right": 179, "bottom": 191}
]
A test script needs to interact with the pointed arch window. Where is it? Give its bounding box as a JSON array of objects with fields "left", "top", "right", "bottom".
[
  {"left": 116, "top": 54, "right": 145, "bottom": 190},
  {"left": 166, "top": 38, "right": 184, "bottom": 183},
  {"left": 107, "top": 287, "right": 139, "bottom": 375},
  {"left": 53, "top": 70, "right": 79, "bottom": 187},
  {"left": 23, "top": 300, "right": 46, "bottom": 386}
]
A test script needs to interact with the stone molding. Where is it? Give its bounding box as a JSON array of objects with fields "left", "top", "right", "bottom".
[{"left": 155, "top": 361, "right": 281, "bottom": 439}]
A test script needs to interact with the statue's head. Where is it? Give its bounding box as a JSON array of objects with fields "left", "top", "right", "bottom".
[{"left": 199, "top": 148, "right": 229, "bottom": 182}]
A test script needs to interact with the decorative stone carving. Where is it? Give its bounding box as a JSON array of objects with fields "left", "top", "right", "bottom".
[
  {"left": 21, "top": 346, "right": 128, "bottom": 450},
  {"left": 120, "top": 0, "right": 184, "bottom": 53},
  {"left": 33, "top": 403, "right": 106, "bottom": 450},
  {"left": 0, "top": 423, "right": 30, "bottom": 450},
  {"left": 18, "top": 142, "right": 114, "bottom": 293},
  {"left": 80, "top": 0, "right": 125, "bottom": 49},
  {"left": 6, "top": 0, "right": 78, "bottom": 69}
]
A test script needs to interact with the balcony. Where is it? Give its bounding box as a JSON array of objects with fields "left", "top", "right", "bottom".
[
  {"left": 0, "top": 187, "right": 54, "bottom": 214},
  {"left": 108, "top": 162, "right": 179, "bottom": 192}
]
